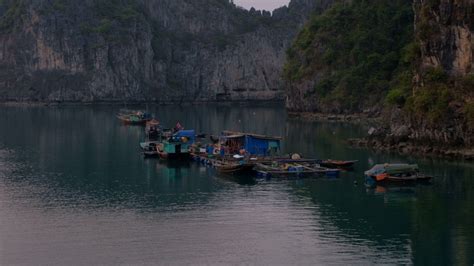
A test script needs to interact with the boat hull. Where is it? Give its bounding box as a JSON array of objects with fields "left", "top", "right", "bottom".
[
  {"left": 255, "top": 163, "right": 340, "bottom": 178},
  {"left": 117, "top": 115, "right": 151, "bottom": 125},
  {"left": 159, "top": 152, "right": 191, "bottom": 160},
  {"left": 319, "top": 160, "right": 358, "bottom": 169},
  {"left": 365, "top": 174, "right": 432, "bottom": 185},
  {"left": 215, "top": 163, "right": 255, "bottom": 174},
  {"left": 143, "top": 151, "right": 160, "bottom": 158}
]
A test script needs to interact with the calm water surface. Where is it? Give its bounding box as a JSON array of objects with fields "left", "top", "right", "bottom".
[{"left": 0, "top": 104, "right": 473, "bottom": 265}]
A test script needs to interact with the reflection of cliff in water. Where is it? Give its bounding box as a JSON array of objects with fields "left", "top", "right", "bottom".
[
  {"left": 0, "top": 106, "right": 222, "bottom": 211},
  {"left": 283, "top": 119, "right": 367, "bottom": 159},
  {"left": 148, "top": 103, "right": 287, "bottom": 138}
]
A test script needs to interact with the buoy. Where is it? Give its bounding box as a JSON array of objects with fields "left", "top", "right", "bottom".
[{"left": 291, "top": 153, "right": 301, "bottom": 160}]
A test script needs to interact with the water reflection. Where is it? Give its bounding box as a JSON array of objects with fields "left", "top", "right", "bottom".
[{"left": 0, "top": 104, "right": 473, "bottom": 265}]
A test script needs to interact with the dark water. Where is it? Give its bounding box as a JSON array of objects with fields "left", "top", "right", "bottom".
[{"left": 0, "top": 104, "right": 473, "bottom": 265}]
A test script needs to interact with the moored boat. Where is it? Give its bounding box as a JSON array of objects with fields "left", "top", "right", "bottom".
[
  {"left": 319, "top": 159, "right": 358, "bottom": 169},
  {"left": 140, "top": 141, "right": 162, "bottom": 158},
  {"left": 255, "top": 161, "right": 340, "bottom": 178},
  {"left": 117, "top": 110, "right": 152, "bottom": 125},
  {"left": 213, "top": 161, "right": 255, "bottom": 174},
  {"left": 157, "top": 130, "right": 196, "bottom": 160},
  {"left": 365, "top": 164, "right": 432, "bottom": 185}
]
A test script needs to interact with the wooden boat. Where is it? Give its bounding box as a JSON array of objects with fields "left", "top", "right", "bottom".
[
  {"left": 140, "top": 141, "right": 162, "bottom": 158},
  {"left": 379, "top": 174, "right": 432, "bottom": 183},
  {"left": 158, "top": 150, "right": 191, "bottom": 160},
  {"left": 190, "top": 151, "right": 255, "bottom": 174},
  {"left": 213, "top": 161, "right": 255, "bottom": 174},
  {"left": 365, "top": 164, "right": 432, "bottom": 185},
  {"left": 145, "top": 119, "right": 160, "bottom": 137},
  {"left": 117, "top": 110, "right": 152, "bottom": 125},
  {"left": 319, "top": 159, "right": 358, "bottom": 169},
  {"left": 272, "top": 158, "right": 324, "bottom": 164},
  {"left": 146, "top": 119, "right": 160, "bottom": 128},
  {"left": 255, "top": 161, "right": 340, "bottom": 178}
]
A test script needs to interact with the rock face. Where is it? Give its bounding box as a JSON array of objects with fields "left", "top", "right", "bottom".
[
  {"left": 284, "top": 0, "right": 414, "bottom": 114},
  {"left": 285, "top": 0, "right": 473, "bottom": 149},
  {"left": 372, "top": 0, "right": 473, "bottom": 149},
  {"left": 389, "top": 0, "right": 474, "bottom": 147},
  {"left": 414, "top": 0, "right": 473, "bottom": 76},
  {"left": 0, "top": 0, "right": 334, "bottom": 102}
]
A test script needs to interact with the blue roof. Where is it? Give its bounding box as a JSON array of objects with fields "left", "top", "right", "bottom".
[
  {"left": 174, "top": 130, "right": 196, "bottom": 142},
  {"left": 174, "top": 130, "right": 195, "bottom": 136},
  {"left": 244, "top": 135, "right": 280, "bottom": 156}
]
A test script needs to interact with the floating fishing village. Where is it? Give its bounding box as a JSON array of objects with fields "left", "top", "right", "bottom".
[
  {"left": 1, "top": 0, "right": 472, "bottom": 263},
  {"left": 118, "top": 109, "right": 433, "bottom": 186}
]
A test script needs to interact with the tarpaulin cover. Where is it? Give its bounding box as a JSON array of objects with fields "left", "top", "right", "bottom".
[
  {"left": 365, "top": 164, "right": 418, "bottom": 176},
  {"left": 244, "top": 136, "right": 281, "bottom": 156},
  {"left": 174, "top": 130, "right": 196, "bottom": 143}
]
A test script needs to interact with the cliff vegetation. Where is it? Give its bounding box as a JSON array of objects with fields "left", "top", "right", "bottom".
[
  {"left": 284, "top": 0, "right": 414, "bottom": 113},
  {"left": 285, "top": 0, "right": 473, "bottom": 150}
]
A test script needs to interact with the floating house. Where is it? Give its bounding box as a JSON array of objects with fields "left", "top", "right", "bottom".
[
  {"left": 160, "top": 130, "right": 196, "bottom": 159},
  {"left": 221, "top": 131, "right": 282, "bottom": 156}
]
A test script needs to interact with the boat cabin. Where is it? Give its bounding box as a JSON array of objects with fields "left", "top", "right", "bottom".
[
  {"left": 163, "top": 130, "right": 196, "bottom": 155},
  {"left": 365, "top": 164, "right": 419, "bottom": 177},
  {"left": 221, "top": 131, "right": 281, "bottom": 156}
]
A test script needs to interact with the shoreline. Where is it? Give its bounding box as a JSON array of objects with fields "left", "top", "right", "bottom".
[
  {"left": 287, "top": 111, "right": 379, "bottom": 124},
  {"left": 347, "top": 138, "right": 474, "bottom": 161},
  {"left": 0, "top": 99, "right": 285, "bottom": 107},
  {"left": 3, "top": 101, "right": 471, "bottom": 160},
  {"left": 288, "top": 111, "right": 473, "bottom": 161}
]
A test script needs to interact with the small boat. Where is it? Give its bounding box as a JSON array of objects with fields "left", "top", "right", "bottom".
[
  {"left": 255, "top": 161, "right": 340, "bottom": 178},
  {"left": 117, "top": 110, "right": 152, "bottom": 125},
  {"left": 145, "top": 120, "right": 173, "bottom": 141},
  {"left": 145, "top": 119, "right": 160, "bottom": 135},
  {"left": 365, "top": 164, "right": 432, "bottom": 185},
  {"left": 319, "top": 159, "right": 358, "bottom": 169},
  {"left": 214, "top": 161, "right": 255, "bottom": 174},
  {"left": 140, "top": 141, "right": 162, "bottom": 158},
  {"left": 191, "top": 150, "right": 256, "bottom": 174}
]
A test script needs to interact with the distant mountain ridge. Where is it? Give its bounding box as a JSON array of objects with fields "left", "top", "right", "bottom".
[{"left": 0, "top": 0, "right": 335, "bottom": 102}]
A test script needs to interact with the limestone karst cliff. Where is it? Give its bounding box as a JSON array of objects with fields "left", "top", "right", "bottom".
[
  {"left": 284, "top": 0, "right": 414, "bottom": 113},
  {"left": 284, "top": 0, "right": 473, "bottom": 149},
  {"left": 0, "top": 0, "right": 334, "bottom": 102},
  {"left": 382, "top": 0, "right": 473, "bottom": 149},
  {"left": 414, "top": 0, "right": 473, "bottom": 76},
  {"left": 392, "top": 0, "right": 474, "bottom": 148}
]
